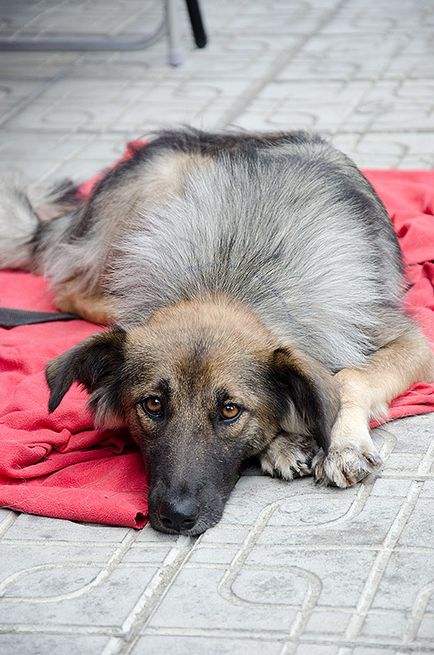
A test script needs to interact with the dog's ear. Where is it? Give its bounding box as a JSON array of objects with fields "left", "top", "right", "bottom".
[
  {"left": 46, "top": 327, "right": 126, "bottom": 426},
  {"left": 271, "top": 347, "right": 340, "bottom": 453}
]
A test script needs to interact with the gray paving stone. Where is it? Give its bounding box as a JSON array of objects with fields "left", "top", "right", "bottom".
[
  {"left": 243, "top": 548, "right": 378, "bottom": 608},
  {"left": 0, "top": 541, "right": 120, "bottom": 593},
  {"left": 0, "top": 0, "right": 433, "bottom": 653},
  {"left": 187, "top": 545, "right": 239, "bottom": 565},
  {"left": 322, "top": 0, "right": 434, "bottom": 34},
  {"left": 360, "top": 610, "right": 406, "bottom": 640},
  {"left": 198, "top": 524, "right": 251, "bottom": 545},
  {"left": 0, "top": 81, "right": 44, "bottom": 120},
  {"left": 257, "top": 495, "right": 406, "bottom": 547},
  {"left": 0, "top": 564, "right": 158, "bottom": 626},
  {"left": 397, "top": 497, "right": 434, "bottom": 547},
  {"left": 370, "top": 478, "right": 413, "bottom": 497},
  {"left": 2, "top": 513, "right": 130, "bottom": 542},
  {"left": 295, "top": 647, "right": 338, "bottom": 655},
  {"left": 372, "top": 551, "right": 434, "bottom": 611},
  {"left": 147, "top": 567, "right": 299, "bottom": 632},
  {"left": 351, "top": 649, "right": 402, "bottom": 655},
  {"left": 133, "top": 635, "right": 284, "bottom": 654},
  {"left": 0, "top": 130, "right": 94, "bottom": 160},
  {"left": 133, "top": 524, "right": 180, "bottom": 544},
  {"left": 305, "top": 609, "right": 351, "bottom": 635},
  {"left": 418, "top": 614, "right": 434, "bottom": 640},
  {"left": 0, "top": 634, "right": 111, "bottom": 655},
  {"left": 0, "top": 52, "right": 80, "bottom": 82},
  {"left": 421, "top": 480, "right": 434, "bottom": 497}
]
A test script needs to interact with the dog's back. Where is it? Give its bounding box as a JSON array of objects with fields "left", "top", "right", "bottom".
[
  {"left": 0, "top": 129, "right": 409, "bottom": 371},
  {"left": 107, "top": 130, "right": 407, "bottom": 370}
]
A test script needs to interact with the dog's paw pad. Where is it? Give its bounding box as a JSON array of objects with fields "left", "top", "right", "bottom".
[
  {"left": 312, "top": 446, "right": 382, "bottom": 488},
  {"left": 260, "top": 434, "right": 315, "bottom": 481}
]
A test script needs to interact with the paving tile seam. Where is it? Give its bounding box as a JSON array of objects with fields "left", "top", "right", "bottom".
[
  {"left": 216, "top": 506, "right": 320, "bottom": 640},
  {"left": 0, "top": 624, "right": 121, "bottom": 636},
  {"left": 1, "top": 618, "right": 432, "bottom": 651},
  {"left": 110, "top": 536, "right": 196, "bottom": 653},
  {"left": 404, "top": 582, "right": 434, "bottom": 644},
  {"left": 381, "top": 473, "right": 434, "bottom": 480},
  {"left": 188, "top": 545, "right": 434, "bottom": 553},
  {"left": 416, "top": 436, "right": 434, "bottom": 474},
  {"left": 0, "top": 512, "right": 18, "bottom": 538},
  {"left": 311, "top": 44, "right": 409, "bottom": 141},
  {"left": 0, "top": 539, "right": 145, "bottom": 547},
  {"left": 178, "top": 550, "right": 432, "bottom": 571},
  {"left": 141, "top": 625, "right": 433, "bottom": 649},
  {"left": 0, "top": 530, "right": 138, "bottom": 602},
  {"left": 0, "top": 57, "right": 83, "bottom": 128},
  {"left": 343, "top": 481, "right": 424, "bottom": 641}
]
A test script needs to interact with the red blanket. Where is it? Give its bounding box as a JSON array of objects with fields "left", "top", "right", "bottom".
[{"left": 1, "top": 160, "right": 434, "bottom": 528}]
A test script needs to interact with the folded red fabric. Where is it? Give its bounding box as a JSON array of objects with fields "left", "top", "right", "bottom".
[{"left": 0, "top": 153, "right": 433, "bottom": 527}]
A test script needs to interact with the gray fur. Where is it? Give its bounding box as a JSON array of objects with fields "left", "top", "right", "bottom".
[
  {"left": 0, "top": 129, "right": 411, "bottom": 372},
  {"left": 0, "top": 176, "right": 40, "bottom": 270},
  {"left": 0, "top": 175, "right": 81, "bottom": 270},
  {"left": 111, "top": 144, "right": 406, "bottom": 370}
]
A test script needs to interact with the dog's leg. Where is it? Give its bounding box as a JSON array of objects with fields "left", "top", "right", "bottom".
[
  {"left": 313, "top": 326, "right": 434, "bottom": 487},
  {"left": 55, "top": 282, "right": 113, "bottom": 325},
  {"left": 260, "top": 432, "right": 316, "bottom": 480}
]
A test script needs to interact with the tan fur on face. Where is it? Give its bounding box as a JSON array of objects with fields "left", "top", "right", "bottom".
[
  {"left": 115, "top": 295, "right": 340, "bottom": 474},
  {"left": 128, "top": 295, "right": 274, "bottom": 357},
  {"left": 123, "top": 296, "right": 281, "bottom": 448}
]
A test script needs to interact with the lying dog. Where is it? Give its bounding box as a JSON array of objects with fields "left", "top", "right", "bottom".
[{"left": 1, "top": 128, "right": 432, "bottom": 535}]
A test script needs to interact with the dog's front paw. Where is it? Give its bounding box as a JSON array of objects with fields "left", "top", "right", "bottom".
[
  {"left": 260, "top": 433, "right": 315, "bottom": 481},
  {"left": 312, "top": 446, "right": 382, "bottom": 488}
]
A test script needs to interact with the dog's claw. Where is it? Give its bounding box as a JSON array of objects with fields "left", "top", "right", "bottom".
[
  {"left": 260, "top": 433, "right": 316, "bottom": 481},
  {"left": 312, "top": 446, "right": 383, "bottom": 488}
]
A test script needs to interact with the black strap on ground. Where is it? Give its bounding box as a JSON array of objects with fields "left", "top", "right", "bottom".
[{"left": 0, "top": 307, "right": 78, "bottom": 328}]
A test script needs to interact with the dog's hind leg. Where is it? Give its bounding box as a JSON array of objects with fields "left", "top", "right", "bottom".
[
  {"left": 54, "top": 280, "right": 113, "bottom": 325},
  {"left": 313, "top": 324, "right": 434, "bottom": 487}
]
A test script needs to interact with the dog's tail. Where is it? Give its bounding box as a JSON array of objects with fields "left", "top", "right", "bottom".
[{"left": 0, "top": 176, "right": 83, "bottom": 271}]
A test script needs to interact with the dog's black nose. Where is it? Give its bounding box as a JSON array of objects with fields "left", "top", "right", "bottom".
[{"left": 158, "top": 497, "right": 199, "bottom": 532}]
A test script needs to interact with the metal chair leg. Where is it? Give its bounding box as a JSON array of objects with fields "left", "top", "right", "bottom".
[
  {"left": 185, "top": 0, "right": 207, "bottom": 48},
  {"left": 0, "top": 10, "right": 166, "bottom": 52},
  {"left": 0, "top": 1, "right": 207, "bottom": 65},
  {"left": 166, "top": 0, "right": 183, "bottom": 66}
]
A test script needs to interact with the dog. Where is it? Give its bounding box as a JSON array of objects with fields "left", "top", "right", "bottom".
[{"left": 1, "top": 128, "right": 432, "bottom": 535}]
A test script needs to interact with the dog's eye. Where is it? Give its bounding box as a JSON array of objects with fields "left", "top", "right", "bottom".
[
  {"left": 142, "top": 396, "right": 163, "bottom": 418},
  {"left": 219, "top": 402, "right": 242, "bottom": 422}
]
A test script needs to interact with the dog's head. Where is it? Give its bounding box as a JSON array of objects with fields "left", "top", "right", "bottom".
[{"left": 46, "top": 298, "right": 339, "bottom": 534}]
